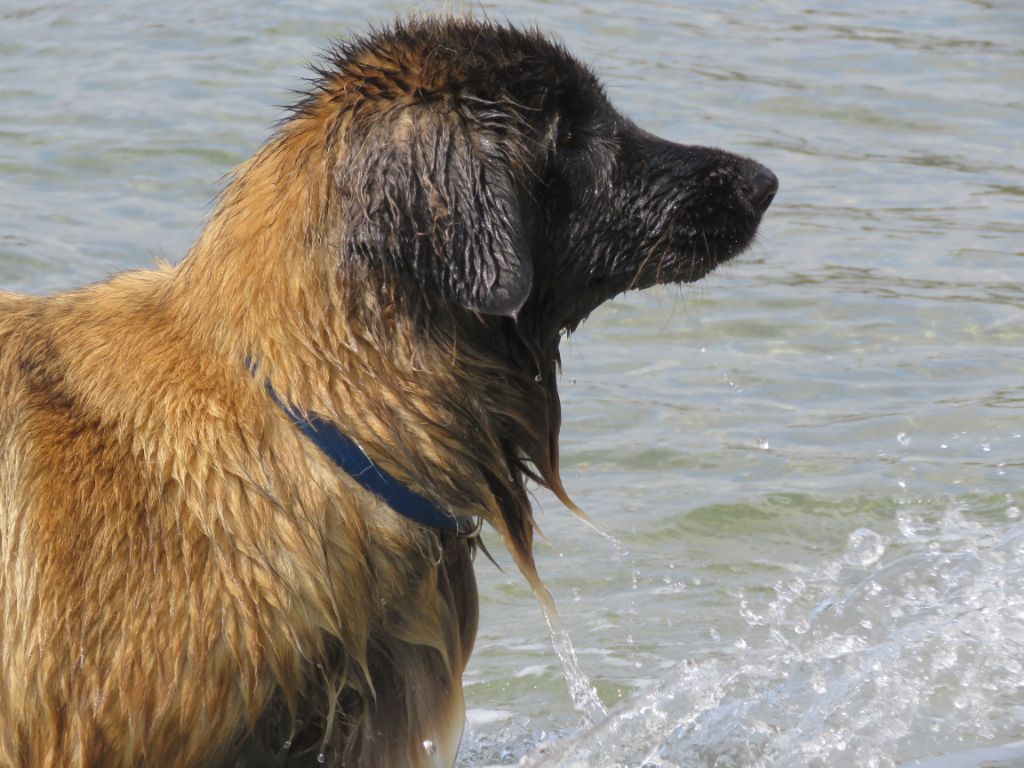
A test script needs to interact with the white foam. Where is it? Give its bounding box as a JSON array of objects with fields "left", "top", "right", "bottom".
[
  {"left": 516, "top": 507, "right": 1024, "bottom": 767},
  {"left": 466, "top": 709, "right": 516, "bottom": 726}
]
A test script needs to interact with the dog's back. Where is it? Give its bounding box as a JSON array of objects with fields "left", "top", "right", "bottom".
[
  {"left": 0, "top": 290, "right": 33, "bottom": 547},
  {"left": 0, "top": 290, "right": 37, "bottom": 383}
]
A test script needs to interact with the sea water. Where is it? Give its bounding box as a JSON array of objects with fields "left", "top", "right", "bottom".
[{"left": 1, "top": 1, "right": 1021, "bottom": 765}]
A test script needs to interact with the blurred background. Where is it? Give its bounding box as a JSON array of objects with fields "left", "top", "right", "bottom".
[{"left": 2, "top": 2, "right": 1022, "bottom": 765}]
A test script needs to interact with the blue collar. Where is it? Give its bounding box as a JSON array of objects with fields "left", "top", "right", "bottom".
[{"left": 256, "top": 373, "right": 479, "bottom": 537}]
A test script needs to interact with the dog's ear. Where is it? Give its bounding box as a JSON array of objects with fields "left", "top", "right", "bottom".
[{"left": 341, "top": 107, "right": 532, "bottom": 317}]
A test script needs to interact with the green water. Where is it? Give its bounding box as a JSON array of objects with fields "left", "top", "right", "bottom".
[{"left": 2, "top": 2, "right": 1022, "bottom": 766}]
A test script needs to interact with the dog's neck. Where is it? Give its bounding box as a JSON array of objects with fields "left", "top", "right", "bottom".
[{"left": 169, "top": 121, "right": 565, "bottom": 566}]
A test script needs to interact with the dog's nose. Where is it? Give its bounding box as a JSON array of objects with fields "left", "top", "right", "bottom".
[{"left": 745, "top": 165, "right": 778, "bottom": 213}]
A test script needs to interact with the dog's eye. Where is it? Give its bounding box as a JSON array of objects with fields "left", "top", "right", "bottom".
[
  {"left": 553, "top": 115, "right": 580, "bottom": 150},
  {"left": 556, "top": 124, "right": 578, "bottom": 149}
]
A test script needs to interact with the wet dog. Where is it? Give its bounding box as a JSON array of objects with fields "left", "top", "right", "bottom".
[{"left": 0, "top": 17, "right": 776, "bottom": 767}]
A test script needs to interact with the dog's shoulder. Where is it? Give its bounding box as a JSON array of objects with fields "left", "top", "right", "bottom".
[
  {"left": 0, "top": 268, "right": 231, "bottom": 568},
  {"left": 0, "top": 272, "right": 158, "bottom": 391},
  {"left": 0, "top": 291, "right": 45, "bottom": 409},
  {"left": 0, "top": 290, "right": 32, "bottom": 313},
  {"left": 0, "top": 290, "right": 38, "bottom": 349},
  {"left": 0, "top": 269, "right": 201, "bottom": 462}
]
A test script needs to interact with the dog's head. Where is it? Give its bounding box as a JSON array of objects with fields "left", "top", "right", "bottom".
[
  {"left": 320, "top": 18, "right": 776, "bottom": 343},
  {"left": 259, "top": 18, "right": 778, "bottom": 557}
]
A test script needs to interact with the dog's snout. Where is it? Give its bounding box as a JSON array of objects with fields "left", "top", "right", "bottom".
[{"left": 745, "top": 164, "right": 779, "bottom": 213}]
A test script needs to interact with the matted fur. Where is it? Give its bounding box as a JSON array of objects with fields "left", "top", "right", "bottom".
[{"left": 0, "top": 17, "right": 776, "bottom": 767}]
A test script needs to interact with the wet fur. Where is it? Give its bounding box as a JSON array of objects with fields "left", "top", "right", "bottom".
[{"left": 0, "top": 17, "right": 774, "bottom": 767}]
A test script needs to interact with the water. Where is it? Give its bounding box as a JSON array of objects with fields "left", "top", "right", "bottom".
[
  {"left": 517, "top": 508, "right": 1024, "bottom": 767},
  {"left": 538, "top": 584, "right": 608, "bottom": 725},
  {"left": 2, "top": 1, "right": 1022, "bottom": 766}
]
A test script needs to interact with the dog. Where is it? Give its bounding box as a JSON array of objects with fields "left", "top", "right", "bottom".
[{"left": 0, "top": 17, "right": 777, "bottom": 767}]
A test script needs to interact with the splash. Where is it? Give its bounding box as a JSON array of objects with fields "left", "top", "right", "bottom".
[
  {"left": 535, "top": 583, "right": 608, "bottom": 725},
  {"left": 518, "top": 504, "right": 1024, "bottom": 767}
]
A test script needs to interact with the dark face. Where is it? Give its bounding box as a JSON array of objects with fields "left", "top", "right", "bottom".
[
  {"left": 530, "top": 113, "right": 777, "bottom": 335},
  {"left": 331, "top": 20, "right": 777, "bottom": 343},
  {"left": 497, "top": 39, "right": 778, "bottom": 338}
]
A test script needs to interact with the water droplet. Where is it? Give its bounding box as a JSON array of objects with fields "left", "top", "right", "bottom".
[
  {"left": 571, "top": 587, "right": 582, "bottom": 603},
  {"left": 845, "top": 528, "right": 885, "bottom": 568},
  {"left": 934, "top": 645, "right": 958, "bottom": 670},
  {"left": 282, "top": 740, "right": 291, "bottom": 750},
  {"left": 897, "top": 432, "right": 911, "bottom": 446},
  {"left": 897, "top": 512, "right": 919, "bottom": 539},
  {"left": 981, "top": 442, "right": 992, "bottom": 452},
  {"left": 316, "top": 753, "right": 326, "bottom": 764},
  {"left": 1007, "top": 506, "right": 1021, "bottom": 520},
  {"left": 422, "top": 739, "right": 437, "bottom": 757},
  {"left": 756, "top": 437, "right": 771, "bottom": 450},
  {"left": 739, "top": 598, "right": 765, "bottom": 627}
]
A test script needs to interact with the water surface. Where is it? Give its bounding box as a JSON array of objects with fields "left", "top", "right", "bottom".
[{"left": 2, "top": 2, "right": 1022, "bottom": 766}]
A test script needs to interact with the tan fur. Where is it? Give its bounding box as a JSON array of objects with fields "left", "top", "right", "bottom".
[{"left": 0, "top": 39, "right": 561, "bottom": 768}]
